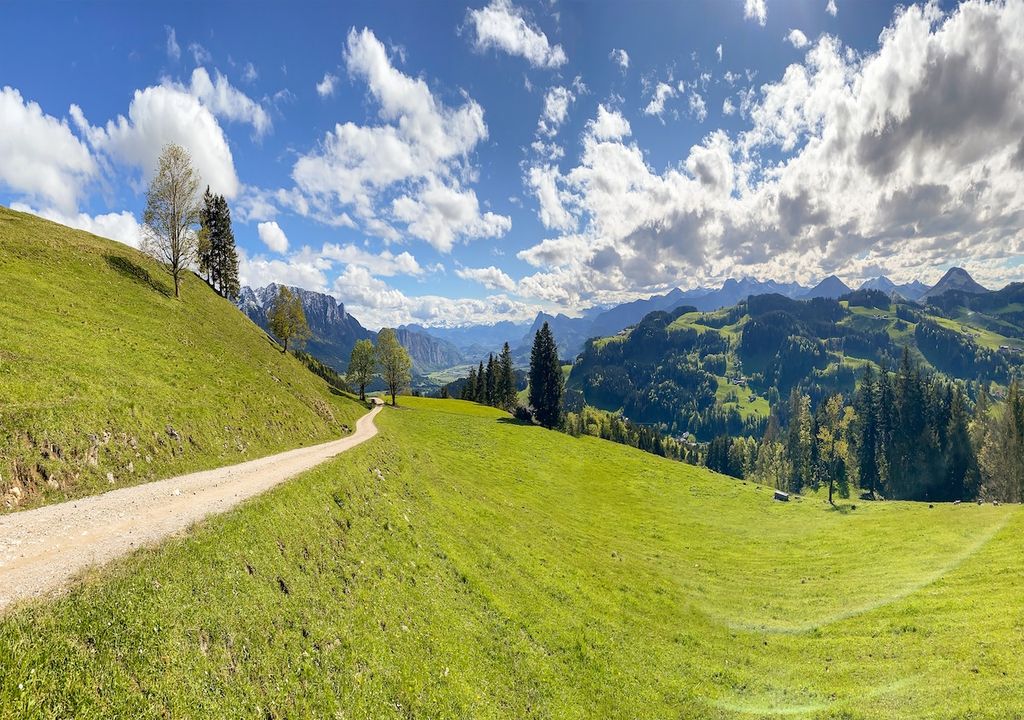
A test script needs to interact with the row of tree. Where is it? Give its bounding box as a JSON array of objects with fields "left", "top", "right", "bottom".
[
  {"left": 452, "top": 322, "right": 565, "bottom": 429},
  {"left": 705, "top": 349, "right": 1024, "bottom": 503},
  {"left": 345, "top": 330, "right": 412, "bottom": 406},
  {"left": 459, "top": 343, "right": 518, "bottom": 411},
  {"left": 197, "top": 187, "right": 240, "bottom": 300},
  {"left": 142, "top": 143, "right": 240, "bottom": 301}
]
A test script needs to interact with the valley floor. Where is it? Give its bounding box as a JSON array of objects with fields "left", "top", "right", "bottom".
[{"left": 1, "top": 398, "right": 1021, "bottom": 719}]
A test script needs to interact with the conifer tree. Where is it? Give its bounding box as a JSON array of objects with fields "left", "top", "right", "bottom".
[
  {"left": 474, "top": 361, "right": 486, "bottom": 403},
  {"left": 197, "top": 187, "right": 240, "bottom": 299},
  {"left": 215, "top": 194, "right": 240, "bottom": 300},
  {"left": 497, "top": 342, "right": 516, "bottom": 410},
  {"left": 944, "top": 385, "right": 977, "bottom": 500},
  {"left": 853, "top": 365, "right": 879, "bottom": 497},
  {"left": 528, "top": 322, "right": 563, "bottom": 429},
  {"left": 485, "top": 354, "right": 497, "bottom": 406},
  {"left": 463, "top": 367, "right": 478, "bottom": 400},
  {"left": 198, "top": 187, "right": 217, "bottom": 285}
]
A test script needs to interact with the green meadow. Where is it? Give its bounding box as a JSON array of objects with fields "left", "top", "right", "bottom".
[
  {"left": 0, "top": 206, "right": 364, "bottom": 511},
  {"left": 2, "top": 397, "right": 1021, "bottom": 719}
]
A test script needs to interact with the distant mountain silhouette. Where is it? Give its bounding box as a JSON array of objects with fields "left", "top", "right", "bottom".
[
  {"left": 859, "top": 275, "right": 929, "bottom": 301},
  {"left": 239, "top": 284, "right": 461, "bottom": 373},
  {"left": 800, "top": 275, "right": 852, "bottom": 299},
  {"left": 919, "top": 267, "right": 989, "bottom": 302}
]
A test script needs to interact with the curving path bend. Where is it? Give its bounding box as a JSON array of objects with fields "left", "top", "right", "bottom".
[{"left": 0, "top": 403, "right": 383, "bottom": 613}]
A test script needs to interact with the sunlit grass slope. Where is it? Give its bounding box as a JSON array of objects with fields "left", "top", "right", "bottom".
[
  {"left": 1, "top": 397, "right": 1021, "bottom": 718},
  {"left": 0, "top": 206, "right": 364, "bottom": 511}
]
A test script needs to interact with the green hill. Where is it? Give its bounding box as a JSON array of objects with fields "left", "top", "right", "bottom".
[
  {"left": 0, "top": 206, "right": 364, "bottom": 512},
  {"left": 569, "top": 288, "right": 1024, "bottom": 440},
  {"left": 1, "top": 397, "right": 1021, "bottom": 718}
]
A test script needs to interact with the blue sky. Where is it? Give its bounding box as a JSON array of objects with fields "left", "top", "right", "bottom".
[{"left": 3, "top": 0, "right": 1024, "bottom": 329}]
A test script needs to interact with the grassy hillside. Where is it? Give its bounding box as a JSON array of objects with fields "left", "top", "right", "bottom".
[
  {"left": 0, "top": 206, "right": 364, "bottom": 511},
  {"left": 2, "top": 397, "right": 1021, "bottom": 718},
  {"left": 571, "top": 290, "right": 1024, "bottom": 440}
]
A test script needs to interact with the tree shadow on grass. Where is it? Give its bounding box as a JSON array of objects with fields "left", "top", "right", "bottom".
[
  {"left": 496, "top": 417, "right": 534, "bottom": 427},
  {"left": 828, "top": 502, "right": 857, "bottom": 514},
  {"left": 104, "top": 254, "right": 171, "bottom": 297}
]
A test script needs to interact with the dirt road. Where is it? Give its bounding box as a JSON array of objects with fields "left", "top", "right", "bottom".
[{"left": 0, "top": 403, "right": 383, "bottom": 613}]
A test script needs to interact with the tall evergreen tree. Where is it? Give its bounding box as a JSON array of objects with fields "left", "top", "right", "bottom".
[
  {"left": 474, "top": 361, "right": 486, "bottom": 403},
  {"left": 875, "top": 368, "right": 894, "bottom": 496},
  {"left": 463, "top": 367, "right": 478, "bottom": 400},
  {"left": 198, "top": 187, "right": 217, "bottom": 285},
  {"left": 497, "top": 342, "right": 516, "bottom": 410},
  {"left": 528, "top": 322, "right": 564, "bottom": 429},
  {"left": 215, "top": 194, "right": 240, "bottom": 300},
  {"left": 485, "top": 354, "right": 497, "bottom": 406},
  {"left": 944, "top": 385, "right": 978, "bottom": 500},
  {"left": 197, "top": 187, "right": 240, "bottom": 299},
  {"left": 853, "top": 365, "right": 879, "bottom": 497}
]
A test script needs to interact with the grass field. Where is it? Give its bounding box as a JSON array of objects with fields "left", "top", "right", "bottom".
[
  {"left": 715, "top": 376, "right": 770, "bottom": 418},
  {"left": 2, "top": 397, "right": 1021, "bottom": 718},
  {"left": 0, "top": 206, "right": 364, "bottom": 512}
]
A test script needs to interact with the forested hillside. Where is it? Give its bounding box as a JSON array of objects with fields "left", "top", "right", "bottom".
[{"left": 567, "top": 286, "right": 1024, "bottom": 502}]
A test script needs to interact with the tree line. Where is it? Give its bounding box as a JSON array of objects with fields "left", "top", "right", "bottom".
[
  {"left": 345, "top": 330, "right": 412, "bottom": 406},
  {"left": 141, "top": 143, "right": 240, "bottom": 301},
  {"left": 706, "top": 348, "right": 1024, "bottom": 503},
  {"left": 457, "top": 343, "right": 519, "bottom": 411},
  {"left": 451, "top": 322, "right": 565, "bottom": 428}
]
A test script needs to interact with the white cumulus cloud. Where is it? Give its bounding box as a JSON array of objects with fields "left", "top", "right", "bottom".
[
  {"left": 316, "top": 72, "right": 338, "bottom": 97},
  {"left": 292, "top": 28, "right": 507, "bottom": 249},
  {"left": 466, "top": 0, "right": 567, "bottom": 69},
  {"left": 0, "top": 86, "right": 96, "bottom": 213},
  {"left": 455, "top": 265, "right": 517, "bottom": 291},
  {"left": 188, "top": 68, "right": 271, "bottom": 137},
  {"left": 257, "top": 221, "right": 289, "bottom": 253},
  {"left": 744, "top": 0, "right": 768, "bottom": 26},
  {"left": 787, "top": 29, "right": 809, "bottom": 48}
]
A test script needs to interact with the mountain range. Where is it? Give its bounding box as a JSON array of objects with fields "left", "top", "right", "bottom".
[
  {"left": 238, "top": 284, "right": 462, "bottom": 375},
  {"left": 240, "top": 268, "right": 995, "bottom": 379}
]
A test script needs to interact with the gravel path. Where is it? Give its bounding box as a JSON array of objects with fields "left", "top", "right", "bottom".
[{"left": 0, "top": 403, "right": 383, "bottom": 613}]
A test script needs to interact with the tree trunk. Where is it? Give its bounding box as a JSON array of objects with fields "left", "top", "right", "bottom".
[
  {"left": 391, "top": 386, "right": 397, "bottom": 406},
  {"left": 828, "top": 477, "right": 835, "bottom": 506},
  {"left": 283, "top": 337, "right": 288, "bottom": 353},
  {"left": 173, "top": 272, "right": 180, "bottom": 298},
  {"left": 359, "top": 384, "right": 366, "bottom": 402}
]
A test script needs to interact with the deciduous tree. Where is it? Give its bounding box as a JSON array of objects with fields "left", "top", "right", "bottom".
[
  {"left": 267, "top": 285, "right": 311, "bottom": 353},
  {"left": 346, "top": 339, "right": 376, "bottom": 401},
  {"left": 141, "top": 144, "right": 202, "bottom": 299},
  {"left": 377, "top": 328, "right": 412, "bottom": 406}
]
